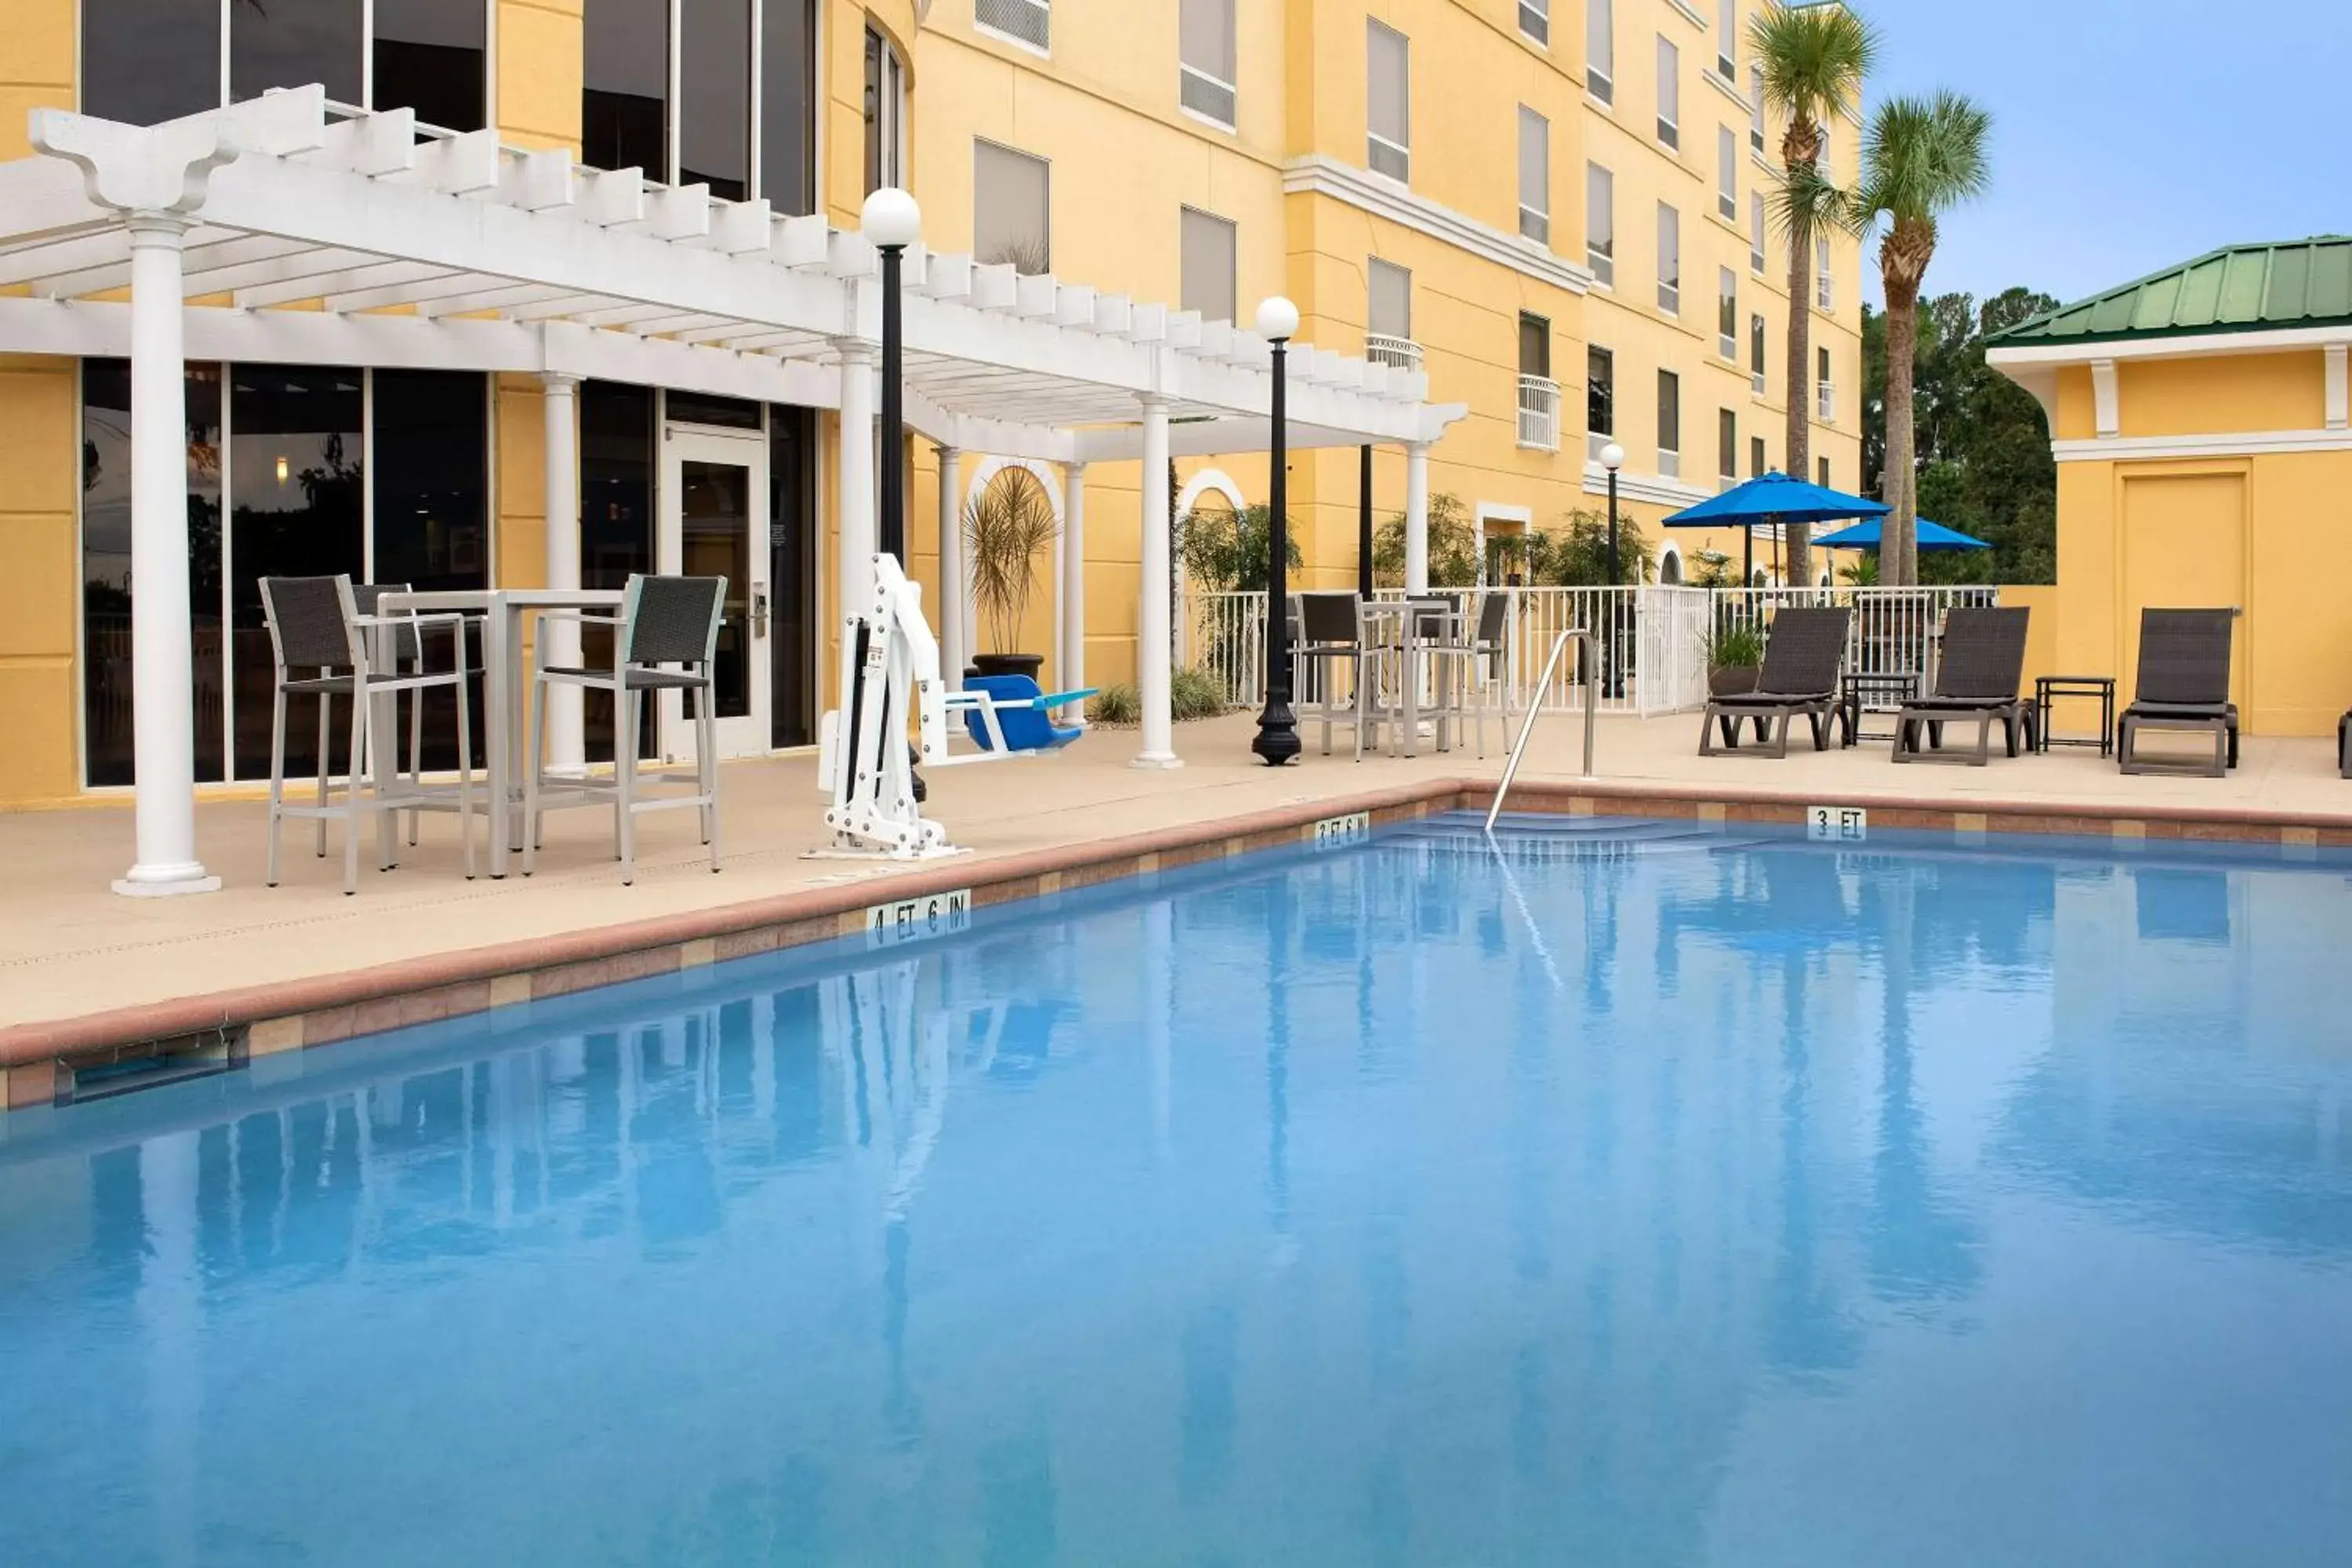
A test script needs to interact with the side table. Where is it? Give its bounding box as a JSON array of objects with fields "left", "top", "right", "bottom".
[
  {"left": 1841, "top": 672, "right": 1922, "bottom": 748},
  {"left": 2035, "top": 674, "right": 2116, "bottom": 757}
]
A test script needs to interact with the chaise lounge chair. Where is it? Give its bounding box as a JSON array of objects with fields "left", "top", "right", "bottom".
[
  {"left": 1699, "top": 606, "right": 1853, "bottom": 758},
  {"left": 1891, "top": 606, "right": 2037, "bottom": 766},
  {"left": 2117, "top": 609, "right": 2238, "bottom": 778}
]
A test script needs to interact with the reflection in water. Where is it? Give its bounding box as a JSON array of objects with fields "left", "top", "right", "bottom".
[{"left": 4, "top": 825, "right": 2352, "bottom": 1565}]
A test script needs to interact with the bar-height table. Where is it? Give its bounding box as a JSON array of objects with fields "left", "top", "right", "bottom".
[
  {"left": 1358, "top": 597, "right": 1461, "bottom": 758},
  {"left": 383, "top": 588, "right": 626, "bottom": 877}
]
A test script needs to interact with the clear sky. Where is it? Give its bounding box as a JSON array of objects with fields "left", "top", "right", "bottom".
[{"left": 1855, "top": 0, "right": 2352, "bottom": 311}]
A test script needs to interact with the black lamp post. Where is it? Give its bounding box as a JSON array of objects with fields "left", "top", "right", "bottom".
[
  {"left": 1251, "top": 296, "right": 1302, "bottom": 767},
  {"left": 862, "top": 187, "right": 923, "bottom": 796},
  {"left": 1357, "top": 444, "right": 1374, "bottom": 600},
  {"left": 1601, "top": 440, "right": 1625, "bottom": 697}
]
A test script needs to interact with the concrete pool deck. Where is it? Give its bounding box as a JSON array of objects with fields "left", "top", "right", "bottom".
[{"left": 4, "top": 708, "right": 2349, "bottom": 1100}]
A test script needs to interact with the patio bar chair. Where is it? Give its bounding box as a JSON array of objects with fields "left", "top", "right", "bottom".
[
  {"left": 1891, "top": 605, "right": 2037, "bottom": 766},
  {"left": 260, "top": 575, "right": 477, "bottom": 895},
  {"left": 1425, "top": 591, "right": 1513, "bottom": 758},
  {"left": 523, "top": 574, "right": 727, "bottom": 885},
  {"left": 2118, "top": 608, "right": 2238, "bottom": 778},
  {"left": 1291, "top": 591, "right": 1388, "bottom": 760},
  {"left": 1698, "top": 606, "right": 1853, "bottom": 758}
]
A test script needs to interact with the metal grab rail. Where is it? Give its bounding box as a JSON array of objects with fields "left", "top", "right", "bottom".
[{"left": 1486, "top": 630, "right": 1596, "bottom": 831}]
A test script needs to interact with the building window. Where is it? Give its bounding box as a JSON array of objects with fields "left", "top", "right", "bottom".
[
  {"left": 1180, "top": 0, "right": 1238, "bottom": 126},
  {"left": 1367, "top": 20, "right": 1411, "bottom": 181},
  {"left": 1520, "top": 0, "right": 1550, "bottom": 48},
  {"left": 1519, "top": 107, "right": 1551, "bottom": 245},
  {"left": 1751, "top": 434, "right": 1767, "bottom": 477},
  {"left": 1657, "top": 201, "right": 1679, "bottom": 314},
  {"left": 679, "top": 0, "right": 752, "bottom": 198},
  {"left": 1181, "top": 206, "right": 1238, "bottom": 325},
  {"left": 1717, "top": 0, "right": 1737, "bottom": 79},
  {"left": 82, "top": 0, "right": 221, "bottom": 124},
  {"left": 1818, "top": 121, "right": 1833, "bottom": 183},
  {"left": 760, "top": 0, "right": 819, "bottom": 214},
  {"left": 865, "top": 26, "right": 908, "bottom": 194},
  {"left": 1586, "top": 346, "right": 1615, "bottom": 458},
  {"left": 80, "top": 361, "right": 226, "bottom": 786},
  {"left": 1750, "top": 311, "right": 1766, "bottom": 394},
  {"left": 1816, "top": 233, "right": 1835, "bottom": 310},
  {"left": 1656, "top": 36, "right": 1679, "bottom": 150},
  {"left": 375, "top": 0, "right": 488, "bottom": 132},
  {"left": 582, "top": 383, "right": 659, "bottom": 764},
  {"left": 1718, "top": 125, "right": 1738, "bottom": 221},
  {"left": 368, "top": 370, "right": 491, "bottom": 770},
  {"left": 1586, "top": 163, "right": 1614, "bottom": 285},
  {"left": 1519, "top": 314, "right": 1552, "bottom": 382},
  {"left": 1819, "top": 455, "right": 1832, "bottom": 488},
  {"left": 975, "top": 140, "right": 1051, "bottom": 274},
  {"left": 585, "top": 0, "right": 670, "bottom": 179},
  {"left": 1657, "top": 369, "right": 1682, "bottom": 478},
  {"left": 975, "top": 0, "right": 1051, "bottom": 53},
  {"left": 1751, "top": 191, "right": 1767, "bottom": 273},
  {"left": 1718, "top": 268, "right": 1737, "bottom": 359},
  {"left": 1749, "top": 63, "right": 1766, "bottom": 151},
  {"left": 1818, "top": 345, "right": 1835, "bottom": 421},
  {"left": 1518, "top": 314, "right": 1559, "bottom": 451},
  {"left": 1368, "top": 257, "right": 1414, "bottom": 343},
  {"left": 1587, "top": 0, "right": 1613, "bottom": 102},
  {"left": 1719, "top": 408, "right": 1737, "bottom": 487},
  {"left": 231, "top": 0, "right": 362, "bottom": 106}
]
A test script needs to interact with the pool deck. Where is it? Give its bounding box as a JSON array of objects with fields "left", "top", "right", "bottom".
[{"left": 4, "top": 708, "right": 2349, "bottom": 1097}]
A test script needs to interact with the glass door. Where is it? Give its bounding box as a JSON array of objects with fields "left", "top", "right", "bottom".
[{"left": 659, "top": 426, "right": 770, "bottom": 759}]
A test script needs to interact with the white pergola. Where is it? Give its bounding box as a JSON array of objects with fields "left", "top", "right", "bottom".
[{"left": 0, "top": 89, "right": 1462, "bottom": 895}]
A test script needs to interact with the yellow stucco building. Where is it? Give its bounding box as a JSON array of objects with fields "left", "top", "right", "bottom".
[
  {"left": 0, "top": 0, "right": 1862, "bottom": 808},
  {"left": 1989, "top": 238, "right": 2352, "bottom": 737}
]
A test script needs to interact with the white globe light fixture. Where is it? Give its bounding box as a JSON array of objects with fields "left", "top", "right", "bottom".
[
  {"left": 1254, "top": 295, "right": 1301, "bottom": 343},
  {"left": 860, "top": 187, "right": 922, "bottom": 250},
  {"left": 1600, "top": 441, "right": 1626, "bottom": 472}
]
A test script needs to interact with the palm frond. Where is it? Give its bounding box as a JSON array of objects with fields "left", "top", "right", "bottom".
[
  {"left": 1766, "top": 159, "right": 1863, "bottom": 245},
  {"left": 1747, "top": 2, "right": 1879, "bottom": 135},
  {"left": 1857, "top": 89, "right": 1993, "bottom": 228}
]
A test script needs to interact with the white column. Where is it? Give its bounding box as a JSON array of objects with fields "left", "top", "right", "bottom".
[
  {"left": 1405, "top": 441, "right": 1432, "bottom": 594},
  {"left": 835, "top": 342, "right": 879, "bottom": 619},
  {"left": 114, "top": 214, "right": 219, "bottom": 898},
  {"left": 1062, "top": 462, "right": 1088, "bottom": 695},
  {"left": 1134, "top": 397, "right": 1180, "bottom": 768},
  {"left": 539, "top": 372, "right": 584, "bottom": 773},
  {"left": 934, "top": 444, "right": 963, "bottom": 685}
]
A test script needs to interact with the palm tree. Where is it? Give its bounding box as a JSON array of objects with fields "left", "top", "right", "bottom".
[
  {"left": 1858, "top": 90, "right": 1991, "bottom": 586},
  {"left": 1749, "top": 1, "right": 1878, "bottom": 590}
]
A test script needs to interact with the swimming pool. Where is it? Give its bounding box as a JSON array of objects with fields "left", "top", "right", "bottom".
[{"left": 4, "top": 813, "right": 2350, "bottom": 1565}]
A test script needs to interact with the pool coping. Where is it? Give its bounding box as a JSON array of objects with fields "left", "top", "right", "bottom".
[{"left": 9, "top": 775, "right": 2352, "bottom": 1107}]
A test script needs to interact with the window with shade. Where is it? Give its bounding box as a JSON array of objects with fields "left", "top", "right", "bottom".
[
  {"left": 864, "top": 24, "right": 907, "bottom": 195},
  {"left": 1181, "top": 207, "right": 1237, "bottom": 325},
  {"left": 975, "top": 140, "right": 1051, "bottom": 275},
  {"left": 1586, "top": 164, "right": 1614, "bottom": 285},
  {"left": 1367, "top": 20, "right": 1411, "bottom": 181},
  {"left": 1751, "top": 191, "right": 1766, "bottom": 272},
  {"left": 1519, "top": 107, "right": 1550, "bottom": 245},
  {"left": 1816, "top": 233, "right": 1835, "bottom": 309},
  {"left": 1587, "top": 0, "right": 1613, "bottom": 101},
  {"left": 1749, "top": 63, "right": 1766, "bottom": 151},
  {"left": 575, "top": 0, "right": 818, "bottom": 209},
  {"left": 1751, "top": 434, "right": 1766, "bottom": 477},
  {"left": 1751, "top": 312, "right": 1766, "bottom": 394},
  {"left": 1656, "top": 36, "right": 1679, "bottom": 149},
  {"left": 1657, "top": 369, "right": 1681, "bottom": 477},
  {"left": 1519, "top": 0, "right": 1550, "bottom": 47},
  {"left": 1179, "top": 0, "right": 1237, "bottom": 127},
  {"left": 1718, "top": 125, "right": 1737, "bottom": 220},
  {"left": 1717, "top": 0, "right": 1737, "bottom": 78},
  {"left": 1718, "top": 268, "right": 1737, "bottom": 359},
  {"left": 1719, "top": 408, "right": 1737, "bottom": 486},
  {"left": 1369, "top": 258, "right": 1413, "bottom": 342},
  {"left": 1657, "top": 202, "right": 1680, "bottom": 314}
]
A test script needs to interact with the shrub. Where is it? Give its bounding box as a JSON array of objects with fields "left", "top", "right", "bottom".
[
  {"left": 1088, "top": 683, "right": 1141, "bottom": 724},
  {"left": 1171, "top": 666, "right": 1229, "bottom": 720},
  {"left": 1708, "top": 622, "right": 1766, "bottom": 670}
]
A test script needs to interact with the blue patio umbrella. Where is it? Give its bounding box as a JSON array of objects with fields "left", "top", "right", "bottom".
[
  {"left": 1812, "top": 517, "right": 1991, "bottom": 552},
  {"left": 1661, "top": 471, "right": 1890, "bottom": 584}
]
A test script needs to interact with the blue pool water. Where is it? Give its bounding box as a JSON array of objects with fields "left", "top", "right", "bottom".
[{"left": 5, "top": 815, "right": 2352, "bottom": 1566}]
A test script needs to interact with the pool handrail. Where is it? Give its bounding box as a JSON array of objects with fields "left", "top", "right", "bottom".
[{"left": 1486, "top": 628, "right": 1596, "bottom": 830}]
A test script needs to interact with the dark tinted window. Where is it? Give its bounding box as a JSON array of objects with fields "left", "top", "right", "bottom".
[
  {"left": 373, "top": 370, "right": 489, "bottom": 770},
  {"left": 81, "top": 361, "right": 227, "bottom": 786},
  {"left": 680, "top": 0, "right": 750, "bottom": 200},
  {"left": 581, "top": 382, "right": 658, "bottom": 762},
  {"left": 769, "top": 407, "right": 815, "bottom": 748},
  {"left": 666, "top": 390, "right": 763, "bottom": 430},
  {"left": 760, "top": 0, "right": 818, "bottom": 214},
  {"left": 230, "top": 367, "right": 365, "bottom": 779},
  {"left": 83, "top": 0, "right": 220, "bottom": 125},
  {"left": 584, "top": 0, "right": 669, "bottom": 176},
  {"left": 1586, "top": 347, "right": 1613, "bottom": 437},
  {"left": 231, "top": 0, "right": 362, "bottom": 105},
  {"left": 374, "top": 0, "right": 487, "bottom": 130}
]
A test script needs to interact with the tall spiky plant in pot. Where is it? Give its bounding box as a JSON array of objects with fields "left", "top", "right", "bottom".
[
  {"left": 963, "top": 468, "right": 1061, "bottom": 681},
  {"left": 1750, "top": 0, "right": 1878, "bottom": 589}
]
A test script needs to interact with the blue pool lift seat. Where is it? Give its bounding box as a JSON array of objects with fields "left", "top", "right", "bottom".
[{"left": 960, "top": 674, "right": 1091, "bottom": 753}]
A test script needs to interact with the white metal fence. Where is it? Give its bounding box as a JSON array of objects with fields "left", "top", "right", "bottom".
[{"left": 1179, "top": 584, "right": 2002, "bottom": 719}]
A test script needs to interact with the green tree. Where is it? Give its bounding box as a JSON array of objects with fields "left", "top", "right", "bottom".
[
  {"left": 1526, "top": 509, "right": 1656, "bottom": 586},
  {"left": 1178, "top": 503, "right": 1301, "bottom": 592},
  {"left": 1858, "top": 90, "right": 1993, "bottom": 586},
  {"left": 1750, "top": 0, "right": 1878, "bottom": 589},
  {"left": 1371, "top": 492, "right": 1480, "bottom": 587}
]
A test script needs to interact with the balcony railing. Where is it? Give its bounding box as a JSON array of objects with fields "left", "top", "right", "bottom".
[
  {"left": 1518, "top": 375, "right": 1562, "bottom": 451},
  {"left": 1817, "top": 381, "right": 1836, "bottom": 422},
  {"left": 1366, "top": 333, "right": 1424, "bottom": 372}
]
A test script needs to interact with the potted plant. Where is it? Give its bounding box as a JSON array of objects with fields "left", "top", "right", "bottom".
[
  {"left": 963, "top": 469, "right": 1061, "bottom": 681},
  {"left": 1707, "top": 622, "right": 1766, "bottom": 697}
]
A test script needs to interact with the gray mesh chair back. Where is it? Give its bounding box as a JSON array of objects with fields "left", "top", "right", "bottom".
[
  {"left": 1298, "top": 591, "right": 1361, "bottom": 645},
  {"left": 1473, "top": 592, "right": 1509, "bottom": 645},
  {"left": 2134, "top": 609, "right": 2233, "bottom": 706},
  {"left": 626, "top": 575, "right": 727, "bottom": 665},
  {"left": 1933, "top": 607, "right": 2029, "bottom": 700},
  {"left": 261, "top": 576, "right": 361, "bottom": 671},
  {"left": 353, "top": 583, "right": 420, "bottom": 666},
  {"left": 1757, "top": 607, "right": 1850, "bottom": 697}
]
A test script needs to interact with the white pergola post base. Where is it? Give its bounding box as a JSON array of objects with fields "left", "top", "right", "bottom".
[
  {"left": 1132, "top": 395, "right": 1181, "bottom": 769},
  {"left": 539, "top": 371, "right": 585, "bottom": 774}
]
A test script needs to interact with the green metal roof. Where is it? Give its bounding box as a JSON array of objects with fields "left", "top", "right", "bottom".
[{"left": 1990, "top": 237, "right": 2352, "bottom": 347}]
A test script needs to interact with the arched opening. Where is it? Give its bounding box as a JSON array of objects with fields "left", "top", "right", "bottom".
[{"left": 1658, "top": 548, "right": 1683, "bottom": 585}]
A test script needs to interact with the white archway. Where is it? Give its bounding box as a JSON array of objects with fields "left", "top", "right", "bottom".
[
  {"left": 1657, "top": 544, "right": 1684, "bottom": 585},
  {"left": 1175, "top": 467, "right": 1247, "bottom": 522}
]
